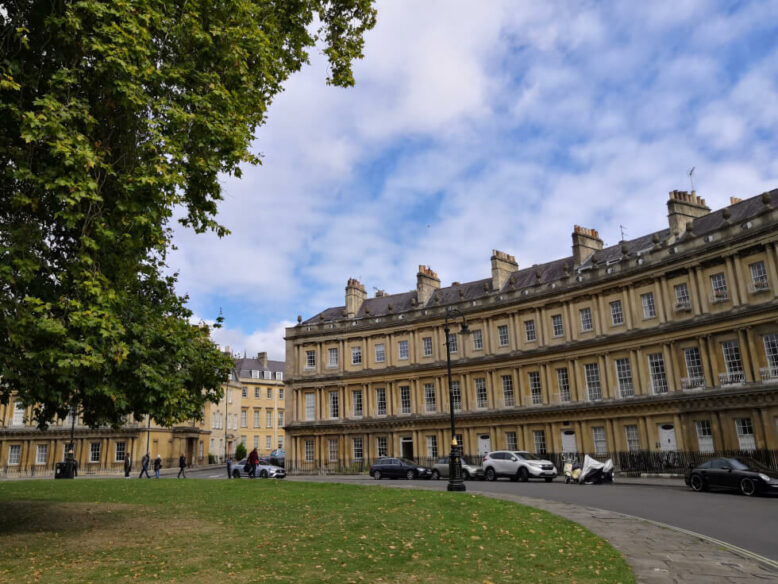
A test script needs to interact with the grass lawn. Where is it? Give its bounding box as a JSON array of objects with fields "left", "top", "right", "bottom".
[{"left": 0, "top": 479, "right": 634, "bottom": 583}]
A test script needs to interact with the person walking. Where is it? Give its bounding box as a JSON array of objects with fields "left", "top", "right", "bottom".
[
  {"left": 124, "top": 453, "right": 132, "bottom": 478},
  {"left": 139, "top": 452, "right": 151, "bottom": 479},
  {"left": 154, "top": 454, "right": 162, "bottom": 479},
  {"left": 177, "top": 454, "right": 187, "bottom": 478},
  {"left": 248, "top": 447, "right": 259, "bottom": 479},
  {"left": 227, "top": 457, "right": 232, "bottom": 479}
]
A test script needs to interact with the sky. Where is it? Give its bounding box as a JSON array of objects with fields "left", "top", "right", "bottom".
[{"left": 168, "top": 0, "right": 778, "bottom": 361}]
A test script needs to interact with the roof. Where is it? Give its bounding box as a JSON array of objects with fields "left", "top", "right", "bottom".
[{"left": 233, "top": 357, "right": 285, "bottom": 380}]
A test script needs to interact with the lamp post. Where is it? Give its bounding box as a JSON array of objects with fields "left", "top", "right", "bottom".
[{"left": 444, "top": 306, "right": 469, "bottom": 492}]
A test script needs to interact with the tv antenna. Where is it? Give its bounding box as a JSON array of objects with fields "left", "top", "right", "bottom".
[
  {"left": 688, "top": 167, "right": 695, "bottom": 191},
  {"left": 619, "top": 225, "right": 627, "bottom": 241}
]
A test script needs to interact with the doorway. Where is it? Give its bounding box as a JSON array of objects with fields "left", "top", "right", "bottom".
[
  {"left": 401, "top": 437, "right": 414, "bottom": 459},
  {"left": 477, "top": 434, "right": 491, "bottom": 455},
  {"left": 561, "top": 430, "right": 577, "bottom": 453},
  {"left": 657, "top": 424, "right": 677, "bottom": 451}
]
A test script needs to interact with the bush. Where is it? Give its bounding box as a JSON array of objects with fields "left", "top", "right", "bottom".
[{"left": 235, "top": 443, "right": 247, "bottom": 461}]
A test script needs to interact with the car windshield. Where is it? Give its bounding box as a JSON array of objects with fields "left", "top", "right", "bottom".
[
  {"left": 730, "top": 457, "right": 772, "bottom": 472},
  {"left": 514, "top": 452, "right": 542, "bottom": 461}
]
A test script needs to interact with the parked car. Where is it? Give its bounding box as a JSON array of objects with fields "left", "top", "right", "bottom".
[
  {"left": 231, "top": 458, "right": 286, "bottom": 479},
  {"left": 369, "top": 457, "right": 433, "bottom": 480},
  {"left": 482, "top": 450, "right": 557, "bottom": 482},
  {"left": 431, "top": 457, "right": 484, "bottom": 480},
  {"left": 684, "top": 457, "right": 778, "bottom": 496}
]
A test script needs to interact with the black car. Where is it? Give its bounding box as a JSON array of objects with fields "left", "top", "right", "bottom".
[
  {"left": 685, "top": 457, "right": 778, "bottom": 496},
  {"left": 369, "top": 457, "right": 433, "bottom": 480}
]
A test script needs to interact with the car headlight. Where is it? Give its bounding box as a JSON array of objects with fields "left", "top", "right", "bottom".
[
  {"left": 758, "top": 473, "right": 770, "bottom": 482},
  {"left": 417, "top": 467, "right": 425, "bottom": 472}
]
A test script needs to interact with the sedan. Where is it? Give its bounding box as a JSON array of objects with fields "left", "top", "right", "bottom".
[
  {"left": 369, "top": 457, "right": 433, "bottom": 480},
  {"left": 231, "top": 458, "right": 286, "bottom": 479},
  {"left": 685, "top": 457, "right": 778, "bottom": 496},
  {"left": 431, "top": 457, "right": 484, "bottom": 480}
]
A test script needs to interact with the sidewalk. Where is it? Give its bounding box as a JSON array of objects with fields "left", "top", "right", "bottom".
[{"left": 289, "top": 473, "right": 778, "bottom": 584}]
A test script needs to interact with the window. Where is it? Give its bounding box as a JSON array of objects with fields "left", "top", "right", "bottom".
[
  {"left": 641, "top": 292, "right": 656, "bottom": 319},
  {"left": 8, "top": 445, "right": 21, "bottom": 465},
  {"left": 352, "top": 390, "right": 363, "bottom": 417},
  {"left": 328, "top": 439, "right": 338, "bottom": 462},
  {"left": 764, "top": 334, "right": 778, "bottom": 376},
  {"left": 695, "top": 420, "right": 714, "bottom": 453},
  {"left": 557, "top": 368, "right": 571, "bottom": 402},
  {"left": 328, "top": 347, "right": 339, "bottom": 367},
  {"left": 375, "top": 343, "right": 385, "bottom": 363},
  {"left": 400, "top": 386, "right": 411, "bottom": 414},
  {"left": 279, "top": 389, "right": 284, "bottom": 400},
  {"left": 721, "top": 340, "right": 744, "bottom": 384},
  {"left": 584, "top": 363, "right": 602, "bottom": 401},
  {"left": 615, "top": 358, "right": 634, "bottom": 398},
  {"left": 426, "top": 435, "right": 438, "bottom": 458},
  {"left": 254, "top": 436, "right": 259, "bottom": 449},
  {"left": 610, "top": 300, "right": 624, "bottom": 325},
  {"left": 351, "top": 346, "right": 362, "bottom": 365},
  {"left": 115, "top": 442, "right": 125, "bottom": 463},
  {"left": 36, "top": 444, "right": 49, "bottom": 464},
  {"left": 304, "top": 393, "right": 315, "bottom": 421},
  {"left": 674, "top": 283, "right": 690, "bottom": 310},
  {"left": 278, "top": 411, "right": 284, "bottom": 426},
  {"left": 12, "top": 401, "right": 25, "bottom": 426},
  {"left": 625, "top": 425, "right": 640, "bottom": 452},
  {"left": 450, "top": 380, "right": 462, "bottom": 411},
  {"left": 240, "top": 410, "right": 247, "bottom": 427},
  {"left": 551, "top": 315, "right": 564, "bottom": 337},
  {"left": 580, "top": 308, "right": 593, "bottom": 332},
  {"left": 472, "top": 329, "right": 483, "bottom": 351},
  {"left": 528, "top": 371, "right": 542, "bottom": 405},
  {"left": 241, "top": 386, "right": 247, "bottom": 398},
  {"left": 398, "top": 340, "right": 409, "bottom": 360},
  {"left": 524, "top": 320, "right": 536, "bottom": 342},
  {"left": 497, "top": 325, "right": 509, "bottom": 347},
  {"left": 447, "top": 333, "right": 458, "bottom": 353},
  {"left": 329, "top": 391, "right": 339, "bottom": 418},
  {"left": 305, "top": 350, "right": 316, "bottom": 368},
  {"left": 251, "top": 370, "right": 260, "bottom": 379},
  {"left": 533, "top": 430, "right": 547, "bottom": 455},
  {"left": 424, "top": 383, "right": 436, "bottom": 412},
  {"left": 266, "top": 411, "right": 273, "bottom": 427},
  {"left": 501, "top": 375, "right": 515, "bottom": 407},
  {"left": 255, "top": 388, "right": 260, "bottom": 398},
  {"left": 264, "top": 388, "right": 271, "bottom": 399},
  {"left": 648, "top": 353, "right": 668, "bottom": 394},
  {"left": 304, "top": 440, "right": 314, "bottom": 462},
  {"left": 505, "top": 431, "right": 517, "bottom": 451},
  {"left": 735, "top": 418, "right": 755, "bottom": 450},
  {"left": 592, "top": 427, "right": 607, "bottom": 456},
  {"left": 266, "top": 436, "right": 272, "bottom": 449},
  {"left": 352, "top": 437, "right": 363, "bottom": 460},
  {"left": 250, "top": 410, "right": 257, "bottom": 428},
  {"left": 749, "top": 261, "right": 768, "bottom": 290},
  {"left": 276, "top": 372, "right": 283, "bottom": 381},
  {"left": 683, "top": 347, "right": 704, "bottom": 389},
  {"left": 376, "top": 388, "right": 387, "bottom": 416},
  {"left": 422, "top": 337, "right": 433, "bottom": 357},
  {"left": 475, "top": 378, "right": 488, "bottom": 409},
  {"left": 264, "top": 370, "right": 272, "bottom": 380},
  {"left": 240, "top": 436, "right": 246, "bottom": 446},
  {"left": 90, "top": 442, "right": 101, "bottom": 463},
  {"left": 377, "top": 436, "right": 388, "bottom": 457},
  {"left": 711, "top": 272, "right": 728, "bottom": 301}
]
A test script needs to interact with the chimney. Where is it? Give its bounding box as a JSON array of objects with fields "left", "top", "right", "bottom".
[
  {"left": 257, "top": 352, "right": 268, "bottom": 368},
  {"left": 345, "top": 278, "right": 367, "bottom": 318},
  {"left": 572, "top": 225, "right": 603, "bottom": 265},
  {"left": 416, "top": 265, "right": 440, "bottom": 305},
  {"left": 667, "top": 190, "right": 710, "bottom": 235},
  {"left": 491, "top": 249, "right": 518, "bottom": 291}
]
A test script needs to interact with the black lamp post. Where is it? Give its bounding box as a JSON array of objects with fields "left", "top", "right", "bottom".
[{"left": 444, "top": 306, "right": 469, "bottom": 492}]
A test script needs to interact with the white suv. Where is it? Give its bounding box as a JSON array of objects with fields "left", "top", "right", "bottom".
[{"left": 482, "top": 450, "right": 557, "bottom": 482}]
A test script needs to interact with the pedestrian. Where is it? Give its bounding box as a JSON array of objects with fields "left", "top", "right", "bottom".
[
  {"left": 154, "top": 454, "right": 162, "bottom": 479},
  {"left": 139, "top": 452, "right": 151, "bottom": 479},
  {"left": 248, "top": 447, "right": 259, "bottom": 479},
  {"left": 124, "top": 453, "right": 132, "bottom": 478},
  {"left": 177, "top": 453, "right": 187, "bottom": 478},
  {"left": 227, "top": 457, "right": 232, "bottom": 479}
]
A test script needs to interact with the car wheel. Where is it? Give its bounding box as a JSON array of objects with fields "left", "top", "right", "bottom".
[
  {"left": 689, "top": 474, "right": 705, "bottom": 492},
  {"left": 462, "top": 470, "right": 470, "bottom": 481},
  {"left": 373, "top": 470, "right": 382, "bottom": 480},
  {"left": 406, "top": 470, "right": 416, "bottom": 480},
  {"left": 232, "top": 469, "right": 241, "bottom": 479},
  {"left": 518, "top": 467, "right": 530, "bottom": 482},
  {"left": 259, "top": 470, "right": 268, "bottom": 479},
  {"left": 740, "top": 477, "right": 756, "bottom": 497},
  {"left": 431, "top": 469, "right": 440, "bottom": 480},
  {"left": 485, "top": 467, "right": 496, "bottom": 481}
]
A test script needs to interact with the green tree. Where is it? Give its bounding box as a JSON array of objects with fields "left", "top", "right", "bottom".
[
  {"left": 0, "top": 0, "right": 376, "bottom": 429},
  {"left": 234, "top": 442, "right": 247, "bottom": 462}
]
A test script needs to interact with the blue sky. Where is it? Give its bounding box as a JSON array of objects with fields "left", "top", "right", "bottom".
[{"left": 168, "top": 0, "right": 778, "bottom": 360}]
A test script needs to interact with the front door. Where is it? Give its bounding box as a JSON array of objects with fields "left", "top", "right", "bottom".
[
  {"left": 401, "top": 437, "right": 414, "bottom": 460},
  {"left": 478, "top": 434, "right": 491, "bottom": 456},
  {"left": 561, "top": 430, "right": 577, "bottom": 453},
  {"left": 658, "top": 424, "right": 677, "bottom": 451}
]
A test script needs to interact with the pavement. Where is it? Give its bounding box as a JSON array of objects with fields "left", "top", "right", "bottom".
[{"left": 286, "top": 473, "right": 778, "bottom": 584}]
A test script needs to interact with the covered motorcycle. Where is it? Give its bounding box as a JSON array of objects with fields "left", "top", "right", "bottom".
[{"left": 578, "top": 454, "right": 614, "bottom": 484}]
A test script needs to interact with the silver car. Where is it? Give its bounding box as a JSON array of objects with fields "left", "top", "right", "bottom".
[
  {"left": 231, "top": 458, "right": 286, "bottom": 479},
  {"left": 431, "top": 456, "right": 484, "bottom": 480},
  {"left": 482, "top": 450, "right": 557, "bottom": 482}
]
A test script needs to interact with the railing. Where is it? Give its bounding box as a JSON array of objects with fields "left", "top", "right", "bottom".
[
  {"left": 673, "top": 301, "right": 691, "bottom": 312},
  {"left": 649, "top": 380, "right": 668, "bottom": 395},
  {"left": 719, "top": 371, "right": 745, "bottom": 386},
  {"left": 748, "top": 280, "right": 770, "bottom": 294},
  {"left": 710, "top": 291, "right": 729, "bottom": 303},
  {"left": 681, "top": 376, "right": 705, "bottom": 391},
  {"left": 759, "top": 367, "right": 778, "bottom": 383}
]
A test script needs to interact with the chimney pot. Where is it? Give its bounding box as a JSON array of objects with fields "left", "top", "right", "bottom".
[{"left": 491, "top": 249, "right": 518, "bottom": 290}]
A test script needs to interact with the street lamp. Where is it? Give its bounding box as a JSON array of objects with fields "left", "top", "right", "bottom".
[{"left": 444, "top": 306, "right": 470, "bottom": 492}]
